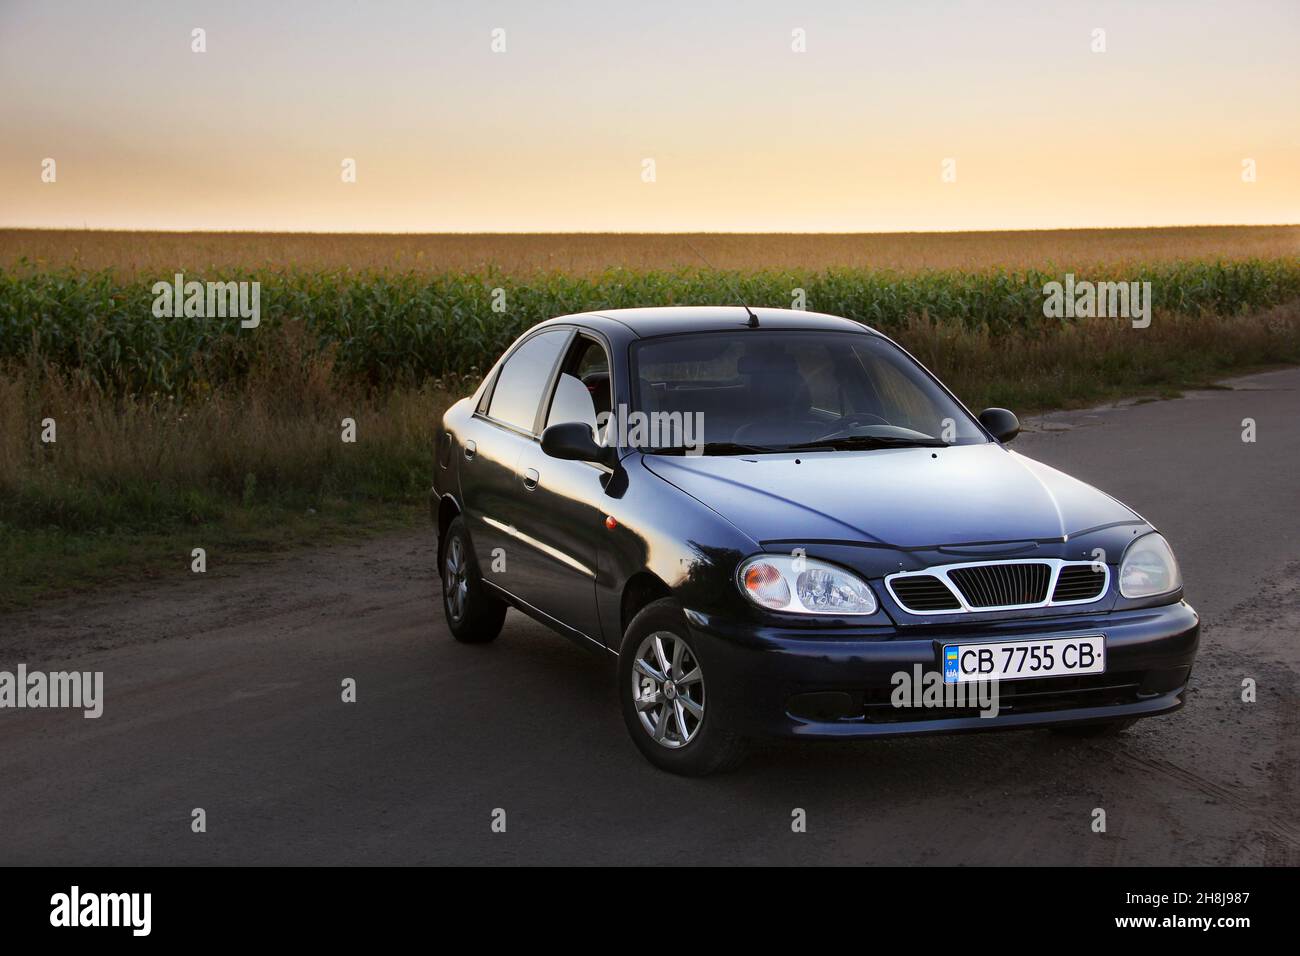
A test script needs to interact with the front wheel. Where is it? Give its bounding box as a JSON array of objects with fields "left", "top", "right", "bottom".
[
  {"left": 618, "top": 598, "right": 748, "bottom": 776},
  {"left": 440, "top": 516, "right": 507, "bottom": 643}
]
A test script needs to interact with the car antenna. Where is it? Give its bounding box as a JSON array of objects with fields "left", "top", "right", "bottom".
[{"left": 680, "top": 236, "right": 760, "bottom": 327}]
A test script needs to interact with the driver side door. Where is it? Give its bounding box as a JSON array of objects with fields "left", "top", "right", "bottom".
[{"left": 511, "top": 333, "right": 613, "bottom": 646}]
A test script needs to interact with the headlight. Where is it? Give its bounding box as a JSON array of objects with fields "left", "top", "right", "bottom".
[
  {"left": 1119, "top": 533, "right": 1182, "bottom": 599},
  {"left": 738, "top": 555, "right": 878, "bottom": 615}
]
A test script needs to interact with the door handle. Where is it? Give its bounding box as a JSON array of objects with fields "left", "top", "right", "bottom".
[
  {"left": 464, "top": 440, "right": 476, "bottom": 461},
  {"left": 522, "top": 468, "right": 539, "bottom": 491}
]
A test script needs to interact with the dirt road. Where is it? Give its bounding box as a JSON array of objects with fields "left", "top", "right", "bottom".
[{"left": 2, "top": 369, "right": 1297, "bottom": 865}]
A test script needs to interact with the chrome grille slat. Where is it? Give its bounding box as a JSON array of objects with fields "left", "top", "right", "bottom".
[
  {"left": 949, "top": 563, "right": 1050, "bottom": 608},
  {"left": 886, "top": 559, "right": 1110, "bottom": 615},
  {"left": 888, "top": 574, "right": 961, "bottom": 611},
  {"left": 1051, "top": 565, "right": 1107, "bottom": 602}
]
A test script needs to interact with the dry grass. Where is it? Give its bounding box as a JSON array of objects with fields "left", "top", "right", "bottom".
[
  {"left": 0, "top": 354, "right": 456, "bottom": 534},
  {"left": 908, "top": 301, "right": 1300, "bottom": 411},
  {"left": 3, "top": 298, "right": 1297, "bottom": 608},
  {"left": 4, "top": 301, "right": 1294, "bottom": 530},
  {"left": 0, "top": 350, "right": 455, "bottom": 606},
  {"left": 3, "top": 226, "right": 1297, "bottom": 277}
]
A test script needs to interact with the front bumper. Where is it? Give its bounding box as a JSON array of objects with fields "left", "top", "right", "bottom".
[{"left": 687, "top": 601, "right": 1199, "bottom": 739}]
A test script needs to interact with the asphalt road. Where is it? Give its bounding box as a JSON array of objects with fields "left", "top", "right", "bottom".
[{"left": 2, "top": 369, "right": 1297, "bottom": 865}]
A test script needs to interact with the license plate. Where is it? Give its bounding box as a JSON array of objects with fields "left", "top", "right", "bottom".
[{"left": 942, "top": 635, "right": 1105, "bottom": 684}]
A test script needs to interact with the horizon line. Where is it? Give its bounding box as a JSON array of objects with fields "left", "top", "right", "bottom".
[{"left": 3, "top": 223, "right": 1298, "bottom": 238}]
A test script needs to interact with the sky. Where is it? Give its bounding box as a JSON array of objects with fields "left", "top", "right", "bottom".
[{"left": 1, "top": 0, "right": 1297, "bottom": 232}]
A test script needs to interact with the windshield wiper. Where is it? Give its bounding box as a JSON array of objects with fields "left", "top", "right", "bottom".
[
  {"left": 642, "top": 442, "right": 780, "bottom": 456},
  {"left": 783, "top": 435, "right": 949, "bottom": 451},
  {"left": 701, "top": 441, "right": 784, "bottom": 456}
]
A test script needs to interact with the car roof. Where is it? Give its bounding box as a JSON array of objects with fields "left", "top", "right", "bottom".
[{"left": 544, "top": 306, "right": 877, "bottom": 339}]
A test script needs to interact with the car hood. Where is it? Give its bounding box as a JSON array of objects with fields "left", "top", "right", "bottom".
[{"left": 641, "top": 443, "right": 1139, "bottom": 549}]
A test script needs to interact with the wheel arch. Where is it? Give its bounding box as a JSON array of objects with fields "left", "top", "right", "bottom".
[
  {"left": 620, "top": 571, "right": 674, "bottom": 636},
  {"left": 436, "top": 494, "right": 461, "bottom": 568}
]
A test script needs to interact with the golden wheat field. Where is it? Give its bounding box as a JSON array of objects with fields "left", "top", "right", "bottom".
[{"left": 3, "top": 225, "right": 1298, "bottom": 276}]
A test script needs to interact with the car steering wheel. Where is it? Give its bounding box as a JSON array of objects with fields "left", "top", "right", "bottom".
[
  {"left": 733, "top": 419, "right": 824, "bottom": 445},
  {"left": 810, "top": 412, "right": 891, "bottom": 441}
]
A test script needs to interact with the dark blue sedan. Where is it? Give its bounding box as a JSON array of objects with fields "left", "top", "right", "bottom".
[{"left": 432, "top": 307, "right": 1198, "bottom": 775}]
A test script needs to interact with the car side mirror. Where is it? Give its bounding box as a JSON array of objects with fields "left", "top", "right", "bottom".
[
  {"left": 541, "top": 422, "right": 619, "bottom": 467},
  {"left": 978, "top": 407, "right": 1021, "bottom": 443}
]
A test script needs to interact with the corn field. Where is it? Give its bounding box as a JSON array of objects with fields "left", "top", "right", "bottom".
[{"left": 2, "top": 259, "right": 1298, "bottom": 396}]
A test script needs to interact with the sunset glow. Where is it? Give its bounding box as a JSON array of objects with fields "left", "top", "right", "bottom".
[{"left": 2, "top": 0, "right": 1297, "bottom": 232}]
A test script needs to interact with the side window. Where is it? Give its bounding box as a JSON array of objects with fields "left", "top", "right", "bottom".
[
  {"left": 546, "top": 335, "right": 612, "bottom": 440},
  {"left": 486, "top": 329, "right": 570, "bottom": 432},
  {"left": 575, "top": 340, "right": 608, "bottom": 379},
  {"left": 546, "top": 374, "right": 598, "bottom": 431},
  {"left": 475, "top": 374, "right": 495, "bottom": 415}
]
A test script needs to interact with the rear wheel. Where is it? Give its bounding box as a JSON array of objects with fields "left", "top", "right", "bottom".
[
  {"left": 618, "top": 598, "right": 748, "bottom": 776},
  {"left": 1050, "top": 717, "right": 1138, "bottom": 738},
  {"left": 440, "top": 516, "right": 506, "bottom": 643}
]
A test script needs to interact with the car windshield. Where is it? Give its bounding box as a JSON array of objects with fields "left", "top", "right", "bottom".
[{"left": 629, "top": 330, "right": 987, "bottom": 453}]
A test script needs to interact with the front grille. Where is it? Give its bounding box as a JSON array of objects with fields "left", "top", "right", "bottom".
[
  {"left": 888, "top": 574, "right": 961, "bottom": 611},
  {"left": 1052, "top": 565, "right": 1107, "bottom": 602},
  {"left": 948, "top": 563, "right": 1050, "bottom": 608},
  {"left": 886, "top": 559, "right": 1109, "bottom": 615}
]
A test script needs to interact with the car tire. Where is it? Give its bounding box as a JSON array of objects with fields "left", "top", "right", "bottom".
[
  {"left": 1050, "top": 717, "right": 1138, "bottom": 738},
  {"left": 440, "top": 515, "right": 507, "bottom": 644},
  {"left": 618, "top": 598, "right": 748, "bottom": 776}
]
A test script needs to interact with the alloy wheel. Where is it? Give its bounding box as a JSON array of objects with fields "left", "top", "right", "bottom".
[
  {"left": 444, "top": 536, "right": 469, "bottom": 624},
  {"left": 631, "top": 631, "right": 705, "bottom": 748}
]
